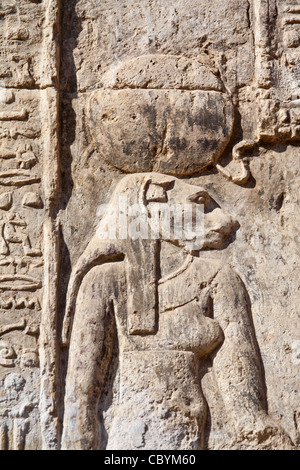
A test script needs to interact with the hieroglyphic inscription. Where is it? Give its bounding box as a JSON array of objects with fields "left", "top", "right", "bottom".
[
  {"left": 0, "top": 0, "right": 60, "bottom": 450},
  {"left": 0, "top": 89, "right": 44, "bottom": 449},
  {"left": 0, "top": 0, "right": 299, "bottom": 451}
]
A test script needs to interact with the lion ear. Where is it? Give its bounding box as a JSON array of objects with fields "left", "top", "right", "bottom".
[
  {"left": 142, "top": 175, "right": 175, "bottom": 204},
  {"left": 145, "top": 183, "right": 168, "bottom": 203}
]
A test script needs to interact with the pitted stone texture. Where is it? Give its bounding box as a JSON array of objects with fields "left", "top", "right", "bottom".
[
  {"left": 1, "top": 0, "right": 300, "bottom": 451},
  {"left": 88, "top": 88, "right": 234, "bottom": 175}
]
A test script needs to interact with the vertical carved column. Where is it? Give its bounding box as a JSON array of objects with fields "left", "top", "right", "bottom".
[
  {"left": 39, "top": 88, "right": 60, "bottom": 449},
  {"left": 253, "top": 0, "right": 275, "bottom": 89},
  {"left": 277, "top": 1, "right": 300, "bottom": 139},
  {"left": 0, "top": 0, "right": 61, "bottom": 449},
  {"left": 39, "top": 1, "right": 61, "bottom": 451},
  {"left": 251, "top": 0, "right": 300, "bottom": 141},
  {"left": 252, "top": 0, "right": 279, "bottom": 140}
]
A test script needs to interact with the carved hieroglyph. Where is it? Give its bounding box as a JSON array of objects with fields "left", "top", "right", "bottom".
[
  {"left": 0, "top": 0, "right": 299, "bottom": 450},
  {"left": 0, "top": 0, "right": 60, "bottom": 450}
]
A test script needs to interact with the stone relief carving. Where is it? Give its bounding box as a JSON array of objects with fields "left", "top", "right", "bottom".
[
  {"left": 61, "top": 173, "right": 291, "bottom": 450},
  {"left": 0, "top": 0, "right": 299, "bottom": 450},
  {"left": 59, "top": 44, "right": 297, "bottom": 448},
  {"left": 0, "top": 0, "right": 59, "bottom": 449},
  {"left": 88, "top": 54, "right": 249, "bottom": 184}
]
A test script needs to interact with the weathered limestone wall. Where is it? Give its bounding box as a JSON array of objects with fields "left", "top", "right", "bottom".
[
  {"left": 0, "top": 0, "right": 60, "bottom": 449},
  {"left": 0, "top": 0, "right": 299, "bottom": 450}
]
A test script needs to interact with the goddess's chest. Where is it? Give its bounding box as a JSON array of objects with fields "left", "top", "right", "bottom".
[{"left": 158, "top": 258, "right": 219, "bottom": 313}]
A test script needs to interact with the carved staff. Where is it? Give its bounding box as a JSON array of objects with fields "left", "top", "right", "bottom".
[{"left": 38, "top": 0, "right": 61, "bottom": 451}]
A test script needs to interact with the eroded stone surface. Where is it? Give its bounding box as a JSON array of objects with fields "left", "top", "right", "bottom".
[{"left": 0, "top": 0, "right": 299, "bottom": 450}]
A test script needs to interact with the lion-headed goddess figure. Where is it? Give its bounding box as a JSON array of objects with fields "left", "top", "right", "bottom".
[{"left": 61, "top": 56, "right": 291, "bottom": 450}]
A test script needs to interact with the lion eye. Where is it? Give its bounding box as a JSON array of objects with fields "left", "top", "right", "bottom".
[
  {"left": 194, "top": 195, "right": 206, "bottom": 204},
  {"left": 187, "top": 191, "right": 209, "bottom": 205}
]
